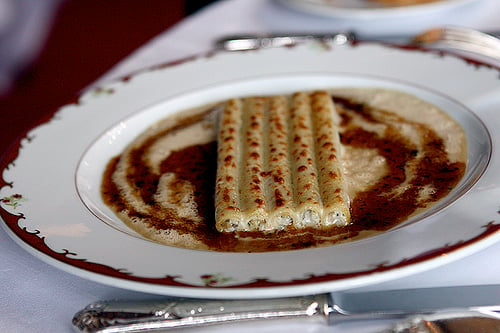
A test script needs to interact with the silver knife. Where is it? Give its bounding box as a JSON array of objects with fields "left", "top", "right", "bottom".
[{"left": 72, "top": 285, "right": 500, "bottom": 332}]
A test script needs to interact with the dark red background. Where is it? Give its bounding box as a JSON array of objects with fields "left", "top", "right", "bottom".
[{"left": 0, "top": 0, "right": 187, "bottom": 159}]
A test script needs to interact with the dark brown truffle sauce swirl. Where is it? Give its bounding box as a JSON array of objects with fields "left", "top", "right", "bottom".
[{"left": 101, "top": 88, "right": 466, "bottom": 252}]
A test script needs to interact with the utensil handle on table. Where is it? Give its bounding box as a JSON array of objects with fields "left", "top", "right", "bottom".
[
  {"left": 215, "top": 32, "right": 356, "bottom": 51},
  {"left": 72, "top": 294, "right": 331, "bottom": 332},
  {"left": 72, "top": 294, "right": 500, "bottom": 332}
]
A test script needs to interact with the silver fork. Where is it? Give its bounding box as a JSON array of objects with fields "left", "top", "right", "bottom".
[{"left": 411, "top": 26, "right": 500, "bottom": 61}]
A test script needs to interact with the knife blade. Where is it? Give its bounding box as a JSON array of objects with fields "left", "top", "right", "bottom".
[{"left": 72, "top": 285, "right": 500, "bottom": 332}]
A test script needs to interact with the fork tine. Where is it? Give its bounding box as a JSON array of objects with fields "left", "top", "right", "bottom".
[
  {"left": 412, "top": 27, "right": 500, "bottom": 61},
  {"left": 442, "top": 28, "right": 500, "bottom": 47}
]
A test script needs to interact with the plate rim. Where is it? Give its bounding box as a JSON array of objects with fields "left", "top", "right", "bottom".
[{"left": 278, "top": 0, "right": 477, "bottom": 19}]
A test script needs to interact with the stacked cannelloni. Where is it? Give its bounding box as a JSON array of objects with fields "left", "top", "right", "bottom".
[{"left": 215, "top": 90, "right": 351, "bottom": 233}]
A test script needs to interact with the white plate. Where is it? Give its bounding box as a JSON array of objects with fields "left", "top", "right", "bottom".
[
  {"left": 1, "top": 42, "right": 499, "bottom": 299},
  {"left": 279, "top": 0, "right": 477, "bottom": 19}
]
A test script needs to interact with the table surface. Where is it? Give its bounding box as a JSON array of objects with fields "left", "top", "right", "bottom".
[{"left": 1, "top": 0, "right": 500, "bottom": 332}]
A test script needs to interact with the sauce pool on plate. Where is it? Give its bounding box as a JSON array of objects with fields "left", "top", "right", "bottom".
[{"left": 101, "top": 88, "right": 466, "bottom": 252}]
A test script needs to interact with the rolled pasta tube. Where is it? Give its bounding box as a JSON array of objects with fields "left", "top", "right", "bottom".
[
  {"left": 289, "top": 92, "right": 324, "bottom": 228},
  {"left": 215, "top": 98, "right": 243, "bottom": 232},
  {"left": 310, "top": 91, "right": 351, "bottom": 226},
  {"left": 240, "top": 97, "right": 268, "bottom": 231},
  {"left": 267, "top": 96, "right": 297, "bottom": 229}
]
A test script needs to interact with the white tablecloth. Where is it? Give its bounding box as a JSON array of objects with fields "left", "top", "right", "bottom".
[{"left": 1, "top": 0, "right": 500, "bottom": 332}]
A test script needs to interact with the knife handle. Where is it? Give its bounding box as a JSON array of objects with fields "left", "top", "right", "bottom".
[
  {"left": 72, "top": 294, "right": 331, "bottom": 332},
  {"left": 215, "top": 32, "right": 355, "bottom": 51}
]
